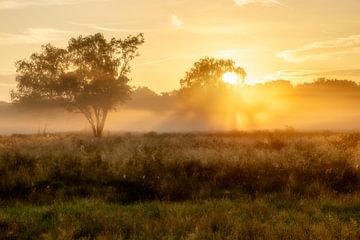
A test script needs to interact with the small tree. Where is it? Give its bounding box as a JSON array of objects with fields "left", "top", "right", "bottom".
[{"left": 11, "top": 33, "right": 144, "bottom": 137}]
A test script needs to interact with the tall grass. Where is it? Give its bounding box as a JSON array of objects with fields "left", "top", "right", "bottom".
[
  {"left": 2, "top": 132, "right": 360, "bottom": 239},
  {"left": 1, "top": 131, "right": 360, "bottom": 203}
]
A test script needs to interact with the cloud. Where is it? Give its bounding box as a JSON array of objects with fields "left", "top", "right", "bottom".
[
  {"left": 233, "top": 0, "right": 280, "bottom": 6},
  {"left": 277, "top": 35, "right": 360, "bottom": 63},
  {"left": 68, "top": 22, "right": 154, "bottom": 33},
  {"left": 263, "top": 69, "right": 360, "bottom": 82},
  {"left": 0, "top": 28, "right": 72, "bottom": 45},
  {"left": 319, "top": 69, "right": 360, "bottom": 77},
  {"left": 135, "top": 57, "right": 186, "bottom": 67},
  {"left": 69, "top": 21, "right": 234, "bottom": 36},
  {"left": 169, "top": 14, "right": 184, "bottom": 27},
  {"left": 0, "top": 0, "right": 105, "bottom": 10}
]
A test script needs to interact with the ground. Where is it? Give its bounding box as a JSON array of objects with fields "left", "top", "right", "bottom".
[{"left": 1, "top": 131, "right": 360, "bottom": 239}]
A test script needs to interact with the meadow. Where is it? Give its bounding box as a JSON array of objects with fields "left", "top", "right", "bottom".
[{"left": 1, "top": 131, "right": 360, "bottom": 239}]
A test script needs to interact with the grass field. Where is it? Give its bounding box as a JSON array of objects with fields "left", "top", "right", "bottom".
[{"left": 1, "top": 131, "right": 360, "bottom": 239}]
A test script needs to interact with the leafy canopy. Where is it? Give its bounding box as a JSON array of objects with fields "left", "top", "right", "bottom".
[
  {"left": 180, "top": 57, "right": 246, "bottom": 90},
  {"left": 11, "top": 33, "right": 144, "bottom": 137},
  {"left": 177, "top": 57, "right": 247, "bottom": 128}
]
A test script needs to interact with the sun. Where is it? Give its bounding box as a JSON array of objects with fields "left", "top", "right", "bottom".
[{"left": 222, "top": 72, "right": 239, "bottom": 86}]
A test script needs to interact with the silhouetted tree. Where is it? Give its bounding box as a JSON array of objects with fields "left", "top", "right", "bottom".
[
  {"left": 180, "top": 57, "right": 246, "bottom": 90},
  {"left": 178, "top": 57, "right": 246, "bottom": 129},
  {"left": 11, "top": 33, "right": 144, "bottom": 137},
  {"left": 297, "top": 78, "right": 359, "bottom": 91}
]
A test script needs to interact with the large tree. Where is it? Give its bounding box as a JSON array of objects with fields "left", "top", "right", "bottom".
[{"left": 11, "top": 33, "right": 144, "bottom": 137}]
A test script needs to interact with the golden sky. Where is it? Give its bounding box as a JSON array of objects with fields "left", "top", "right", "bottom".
[{"left": 0, "top": 0, "right": 360, "bottom": 101}]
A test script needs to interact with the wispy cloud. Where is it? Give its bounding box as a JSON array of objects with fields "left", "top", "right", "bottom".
[
  {"left": 135, "top": 57, "right": 188, "bottom": 67},
  {"left": 169, "top": 14, "right": 184, "bottom": 28},
  {"left": 0, "top": 28, "right": 71, "bottom": 45},
  {"left": 68, "top": 22, "right": 158, "bottom": 33},
  {"left": 233, "top": 0, "right": 280, "bottom": 6},
  {"left": 277, "top": 35, "right": 360, "bottom": 63},
  {"left": 0, "top": 0, "right": 106, "bottom": 10},
  {"left": 69, "top": 20, "right": 236, "bottom": 36},
  {"left": 264, "top": 69, "right": 360, "bottom": 81}
]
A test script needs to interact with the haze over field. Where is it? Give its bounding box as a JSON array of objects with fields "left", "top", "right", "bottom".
[{"left": 2, "top": 80, "right": 360, "bottom": 135}]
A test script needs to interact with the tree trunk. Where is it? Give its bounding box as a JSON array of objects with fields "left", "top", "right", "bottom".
[
  {"left": 94, "top": 109, "right": 108, "bottom": 138},
  {"left": 91, "top": 125, "right": 97, "bottom": 137},
  {"left": 89, "top": 124, "right": 103, "bottom": 138},
  {"left": 79, "top": 107, "right": 108, "bottom": 138},
  {"left": 95, "top": 126, "right": 103, "bottom": 138}
]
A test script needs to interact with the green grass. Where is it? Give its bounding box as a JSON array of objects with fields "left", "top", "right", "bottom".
[
  {"left": 1, "top": 196, "right": 360, "bottom": 239},
  {"left": 1, "top": 131, "right": 360, "bottom": 238}
]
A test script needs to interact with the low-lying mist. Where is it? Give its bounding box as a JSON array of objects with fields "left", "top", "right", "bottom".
[{"left": 1, "top": 78, "right": 360, "bottom": 135}]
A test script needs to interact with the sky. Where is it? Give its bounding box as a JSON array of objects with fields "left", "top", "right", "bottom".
[{"left": 0, "top": 0, "right": 360, "bottom": 101}]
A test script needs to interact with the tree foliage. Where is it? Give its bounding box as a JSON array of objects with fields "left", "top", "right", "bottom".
[
  {"left": 177, "top": 57, "right": 247, "bottom": 126},
  {"left": 180, "top": 57, "right": 246, "bottom": 90},
  {"left": 11, "top": 33, "right": 144, "bottom": 137}
]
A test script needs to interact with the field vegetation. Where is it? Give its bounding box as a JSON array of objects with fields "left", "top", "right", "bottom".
[{"left": 1, "top": 131, "right": 360, "bottom": 239}]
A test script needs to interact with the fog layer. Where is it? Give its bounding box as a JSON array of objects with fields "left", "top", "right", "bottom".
[{"left": 1, "top": 79, "right": 360, "bottom": 134}]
